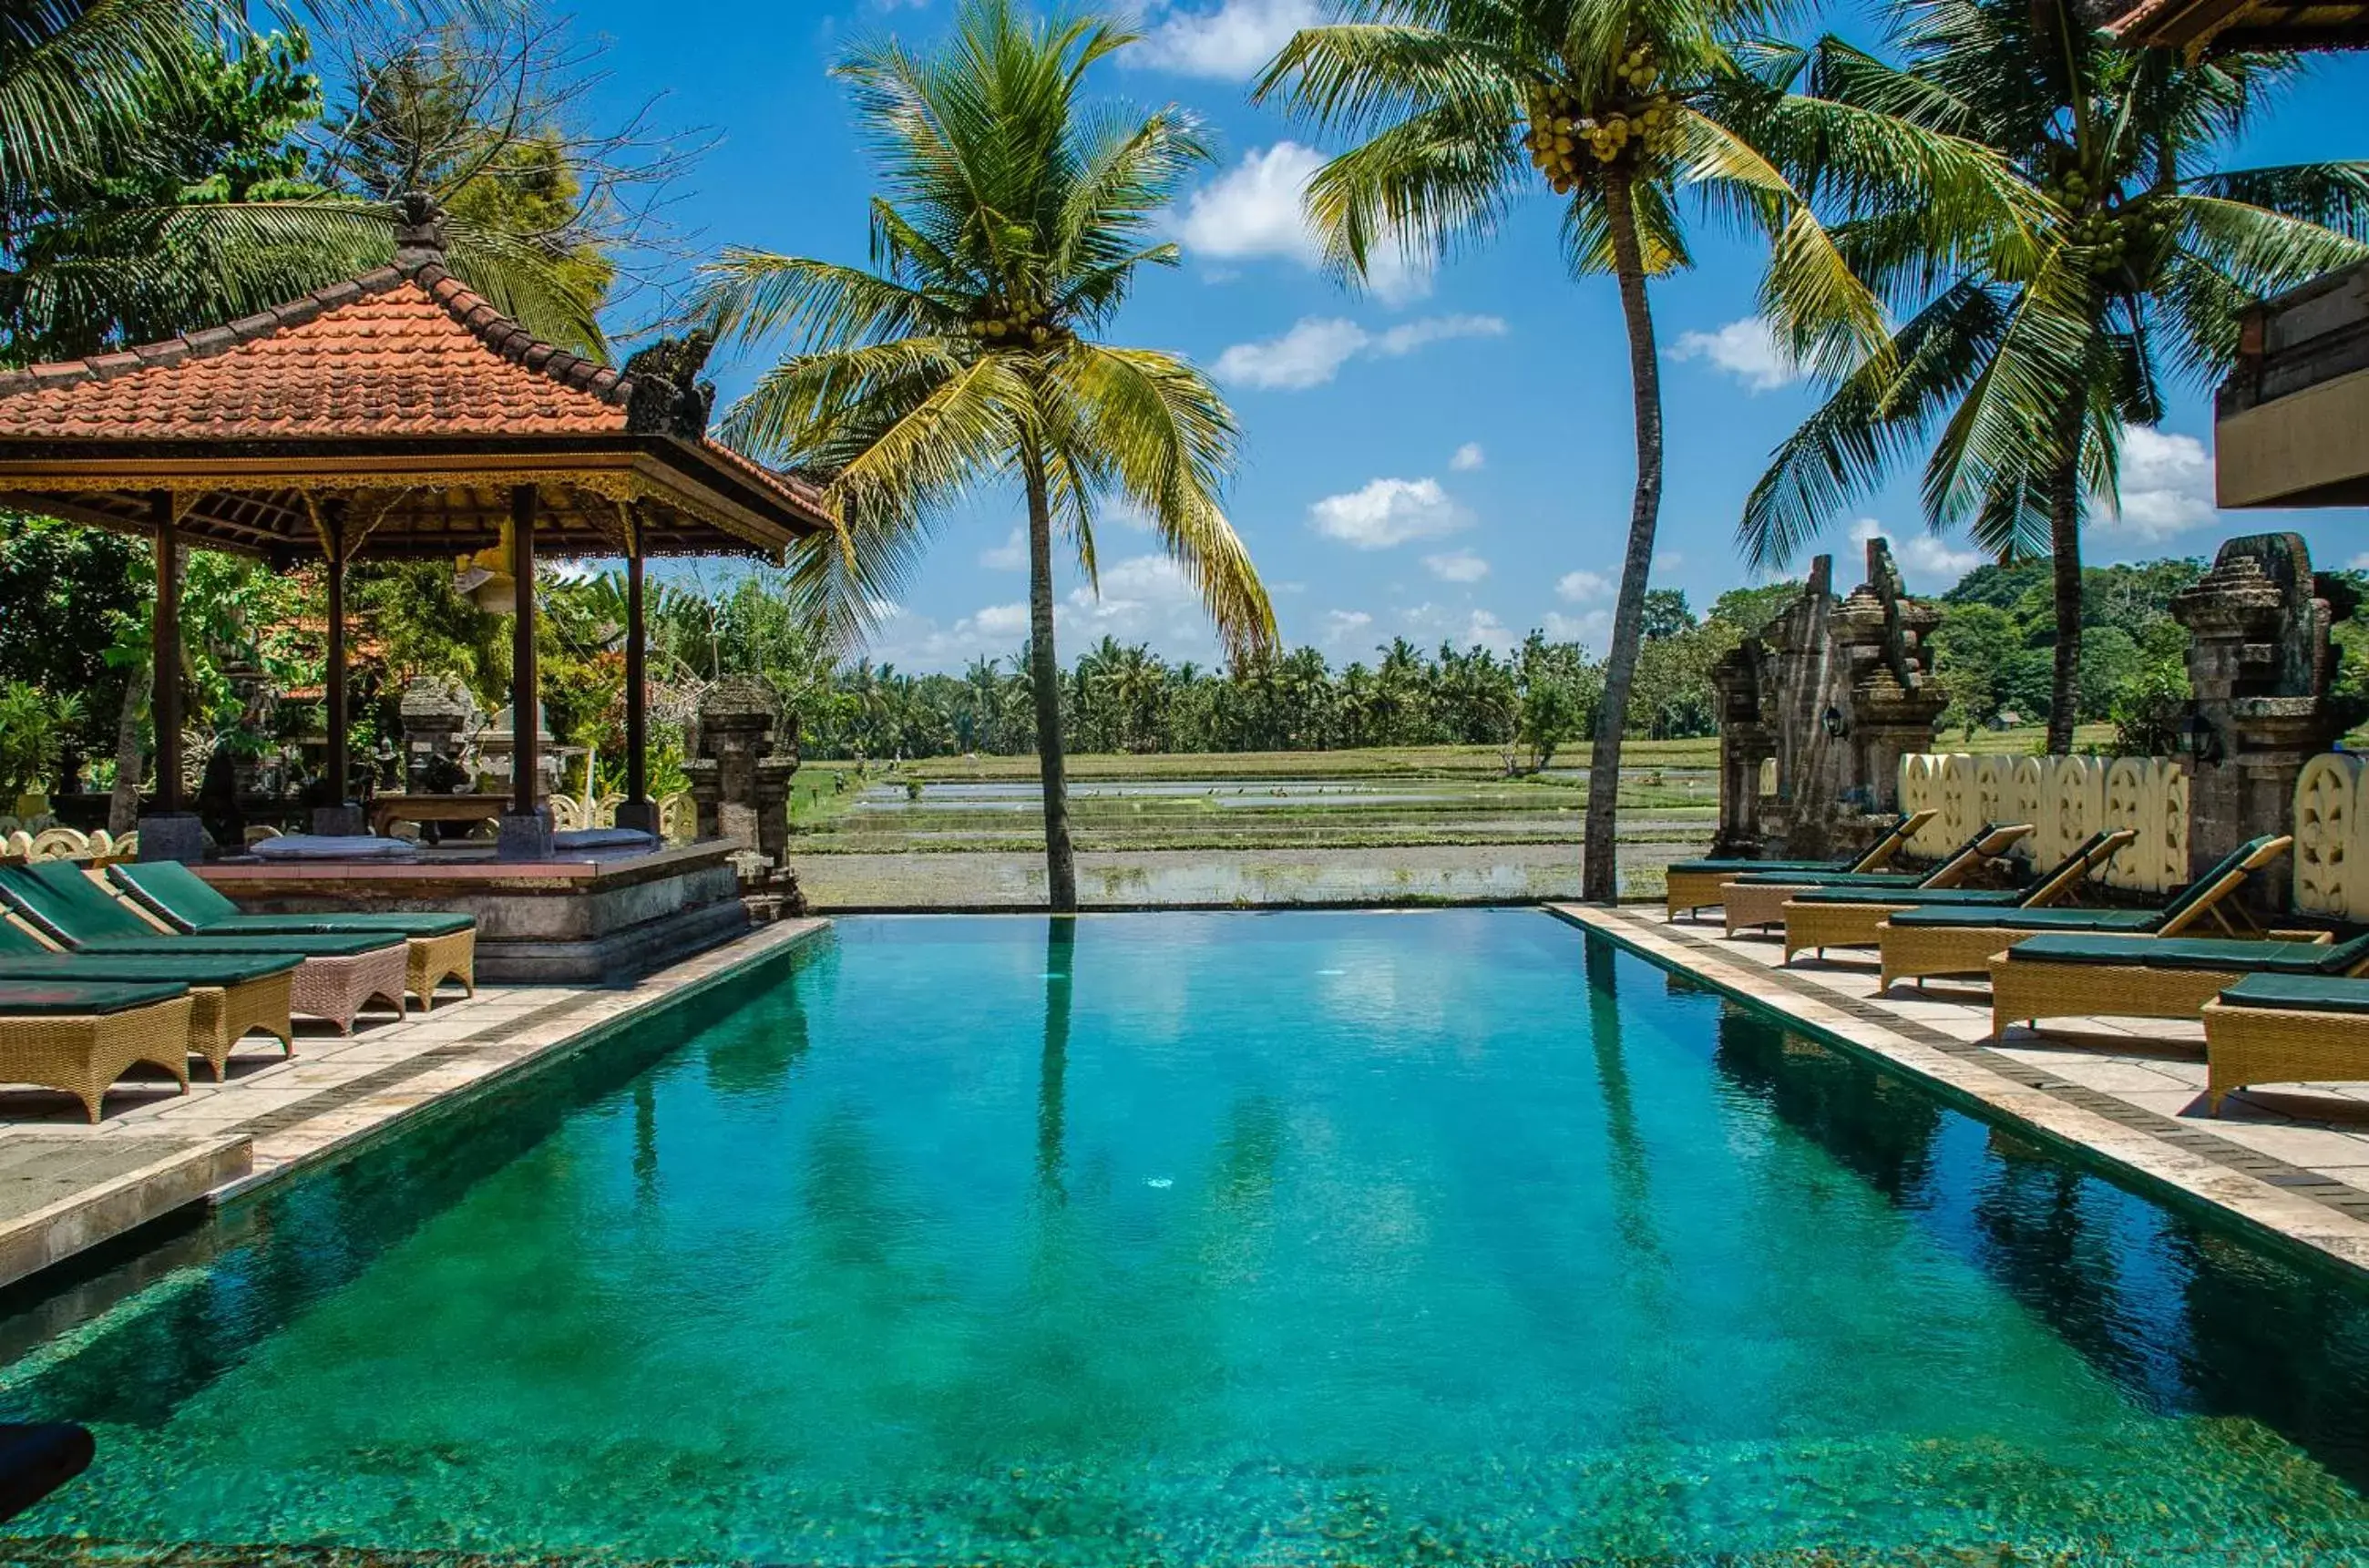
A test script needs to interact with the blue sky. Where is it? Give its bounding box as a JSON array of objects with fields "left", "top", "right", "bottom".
[{"left": 564, "top": 0, "right": 2369, "bottom": 672}]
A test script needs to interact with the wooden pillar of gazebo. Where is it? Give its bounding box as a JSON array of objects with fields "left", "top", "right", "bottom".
[
  {"left": 615, "top": 512, "right": 658, "bottom": 835},
  {"left": 138, "top": 489, "right": 206, "bottom": 863},
  {"left": 313, "top": 496, "right": 363, "bottom": 835},
  {"left": 497, "top": 484, "right": 554, "bottom": 860}
]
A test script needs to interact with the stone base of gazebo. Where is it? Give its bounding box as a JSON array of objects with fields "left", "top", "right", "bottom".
[{"left": 195, "top": 842, "right": 749, "bottom": 985}]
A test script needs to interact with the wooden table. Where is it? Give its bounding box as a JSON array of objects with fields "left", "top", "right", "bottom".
[{"left": 369, "top": 794, "right": 509, "bottom": 836}]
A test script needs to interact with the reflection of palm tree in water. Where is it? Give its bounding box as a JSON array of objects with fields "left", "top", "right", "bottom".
[
  {"left": 1583, "top": 934, "right": 1665, "bottom": 1268},
  {"left": 1578, "top": 931, "right": 1684, "bottom": 1550},
  {"left": 1039, "top": 917, "right": 1075, "bottom": 1203},
  {"left": 632, "top": 1078, "right": 658, "bottom": 1204}
]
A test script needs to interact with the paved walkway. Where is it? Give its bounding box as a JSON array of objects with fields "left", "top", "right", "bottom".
[
  {"left": 1553, "top": 904, "right": 2369, "bottom": 1277},
  {"left": 0, "top": 918, "right": 828, "bottom": 1284}
]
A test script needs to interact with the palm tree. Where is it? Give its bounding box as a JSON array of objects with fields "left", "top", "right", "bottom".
[
  {"left": 698, "top": 0, "right": 1275, "bottom": 911},
  {"left": 1738, "top": 0, "right": 2369, "bottom": 753},
  {"left": 1257, "top": 0, "right": 2012, "bottom": 898}
]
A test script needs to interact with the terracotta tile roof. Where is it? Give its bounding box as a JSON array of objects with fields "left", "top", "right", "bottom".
[{"left": 0, "top": 262, "right": 631, "bottom": 439}]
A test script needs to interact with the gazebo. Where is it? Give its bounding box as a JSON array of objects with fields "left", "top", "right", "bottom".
[{"left": 0, "top": 199, "right": 832, "bottom": 867}]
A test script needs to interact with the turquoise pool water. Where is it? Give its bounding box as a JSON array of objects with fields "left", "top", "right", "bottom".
[{"left": 6, "top": 910, "right": 2369, "bottom": 1564}]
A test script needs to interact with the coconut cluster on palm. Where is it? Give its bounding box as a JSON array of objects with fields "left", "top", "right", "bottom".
[{"left": 1523, "top": 42, "right": 1679, "bottom": 196}]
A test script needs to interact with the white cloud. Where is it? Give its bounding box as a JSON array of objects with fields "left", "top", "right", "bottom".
[
  {"left": 1463, "top": 609, "right": 1516, "bottom": 657},
  {"left": 1557, "top": 569, "right": 1610, "bottom": 602},
  {"left": 1322, "top": 609, "right": 1374, "bottom": 645},
  {"left": 1133, "top": 0, "right": 1318, "bottom": 78},
  {"left": 1850, "top": 518, "right": 1984, "bottom": 589},
  {"left": 1654, "top": 551, "right": 1684, "bottom": 572},
  {"left": 1173, "top": 142, "right": 1430, "bottom": 304},
  {"left": 1669, "top": 317, "right": 1804, "bottom": 394},
  {"left": 1450, "top": 442, "right": 1485, "bottom": 472},
  {"left": 1544, "top": 609, "right": 1612, "bottom": 649},
  {"left": 1215, "top": 313, "right": 1504, "bottom": 391},
  {"left": 1423, "top": 550, "right": 1490, "bottom": 583},
  {"left": 2104, "top": 425, "right": 2218, "bottom": 540},
  {"left": 970, "top": 602, "right": 1031, "bottom": 638},
  {"left": 979, "top": 526, "right": 1026, "bottom": 570},
  {"left": 1214, "top": 318, "right": 1369, "bottom": 390},
  {"left": 1308, "top": 477, "right": 1472, "bottom": 549},
  {"left": 2352, "top": 552, "right": 2369, "bottom": 572}
]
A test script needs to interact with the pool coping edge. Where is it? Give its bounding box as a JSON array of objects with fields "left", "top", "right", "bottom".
[{"left": 1545, "top": 904, "right": 2369, "bottom": 1286}]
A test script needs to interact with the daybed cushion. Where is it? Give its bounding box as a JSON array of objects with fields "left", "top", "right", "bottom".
[
  {"left": 250, "top": 835, "right": 421, "bottom": 862},
  {"left": 2218, "top": 974, "right": 2369, "bottom": 1014},
  {"left": 2002, "top": 934, "right": 2343, "bottom": 974},
  {"left": 551, "top": 828, "right": 657, "bottom": 852},
  {"left": 0, "top": 980, "right": 187, "bottom": 1016}
]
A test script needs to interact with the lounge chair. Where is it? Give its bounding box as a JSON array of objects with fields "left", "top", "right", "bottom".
[
  {"left": 1663, "top": 809, "right": 1937, "bottom": 918},
  {"left": 2201, "top": 974, "right": 2369, "bottom": 1114},
  {"left": 0, "top": 918, "right": 295, "bottom": 1080},
  {"left": 1875, "top": 835, "right": 2294, "bottom": 991},
  {"left": 0, "top": 865, "right": 406, "bottom": 1035},
  {"left": 1779, "top": 829, "right": 2137, "bottom": 962},
  {"left": 108, "top": 861, "right": 476, "bottom": 1013},
  {"left": 1721, "top": 822, "right": 2034, "bottom": 936},
  {"left": 0, "top": 979, "right": 191, "bottom": 1121},
  {"left": 1988, "top": 928, "right": 2369, "bottom": 1040}
]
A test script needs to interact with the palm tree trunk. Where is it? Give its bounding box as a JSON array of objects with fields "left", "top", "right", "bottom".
[
  {"left": 108, "top": 667, "right": 144, "bottom": 835},
  {"left": 1021, "top": 441, "right": 1079, "bottom": 912},
  {"left": 2044, "top": 407, "right": 2086, "bottom": 755},
  {"left": 1581, "top": 178, "right": 1666, "bottom": 904}
]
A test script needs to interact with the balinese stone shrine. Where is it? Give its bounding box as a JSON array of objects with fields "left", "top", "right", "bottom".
[{"left": 1709, "top": 538, "right": 1949, "bottom": 862}]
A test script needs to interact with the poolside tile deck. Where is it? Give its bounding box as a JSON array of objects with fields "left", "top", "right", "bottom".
[
  {"left": 0, "top": 918, "right": 828, "bottom": 1276},
  {"left": 1552, "top": 903, "right": 2369, "bottom": 1277}
]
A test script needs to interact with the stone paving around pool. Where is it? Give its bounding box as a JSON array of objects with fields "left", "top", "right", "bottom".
[
  {"left": 0, "top": 918, "right": 828, "bottom": 1287},
  {"left": 1554, "top": 904, "right": 2369, "bottom": 1279}
]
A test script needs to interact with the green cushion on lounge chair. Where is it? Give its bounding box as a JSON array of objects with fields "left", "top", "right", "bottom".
[
  {"left": 1726, "top": 869, "right": 1930, "bottom": 888},
  {"left": 1672, "top": 814, "right": 1921, "bottom": 877},
  {"left": 0, "top": 979, "right": 187, "bottom": 1016},
  {"left": 1787, "top": 829, "right": 2127, "bottom": 910},
  {"left": 1789, "top": 885, "right": 2023, "bottom": 906},
  {"left": 2157, "top": 834, "right": 2285, "bottom": 927},
  {"left": 1885, "top": 905, "right": 2164, "bottom": 932},
  {"left": 0, "top": 865, "right": 400, "bottom": 959},
  {"left": 2003, "top": 932, "right": 2353, "bottom": 974},
  {"left": 0, "top": 953, "right": 299, "bottom": 985},
  {"left": 2217, "top": 973, "right": 2369, "bottom": 1015},
  {"left": 108, "top": 863, "right": 473, "bottom": 938},
  {"left": 0, "top": 914, "right": 301, "bottom": 984}
]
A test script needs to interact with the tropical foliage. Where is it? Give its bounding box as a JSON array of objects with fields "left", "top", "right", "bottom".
[
  {"left": 1739, "top": 0, "right": 2369, "bottom": 752},
  {"left": 0, "top": 0, "right": 641, "bottom": 366},
  {"left": 697, "top": 0, "right": 1275, "bottom": 910}
]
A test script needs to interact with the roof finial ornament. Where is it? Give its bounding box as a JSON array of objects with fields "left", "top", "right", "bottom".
[{"left": 394, "top": 191, "right": 447, "bottom": 271}]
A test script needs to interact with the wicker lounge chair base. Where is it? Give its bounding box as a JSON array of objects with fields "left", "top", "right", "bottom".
[
  {"left": 1782, "top": 900, "right": 1914, "bottom": 962},
  {"left": 1723, "top": 880, "right": 1821, "bottom": 935},
  {"left": 1989, "top": 960, "right": 2256, "bottom": 1040},
  {"left": 1667, "top": 869, "right": 1738, "bottom": 920},
  {"left": 407, "top": 930, "right": 477, "bottom": 1012},
  {"left": 1883, "top": 924, "right": 2089, "bottom": 990},
  {"left": 292, "top": 948, "right": 408, "bottom": 1035},
  {"left": 2200, "top": 1000, "right": 2369, "bottom": 1114},
  {"left": 1, "top": 995, "right": 191, "bottom": 1122},
  {"left": 190, "top": 971, "right": 297, "bottom": 1079}
]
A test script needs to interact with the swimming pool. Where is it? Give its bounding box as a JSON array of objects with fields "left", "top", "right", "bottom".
[{"left": 5, "top": 910, "right": 2369, "bottom": 1563}]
